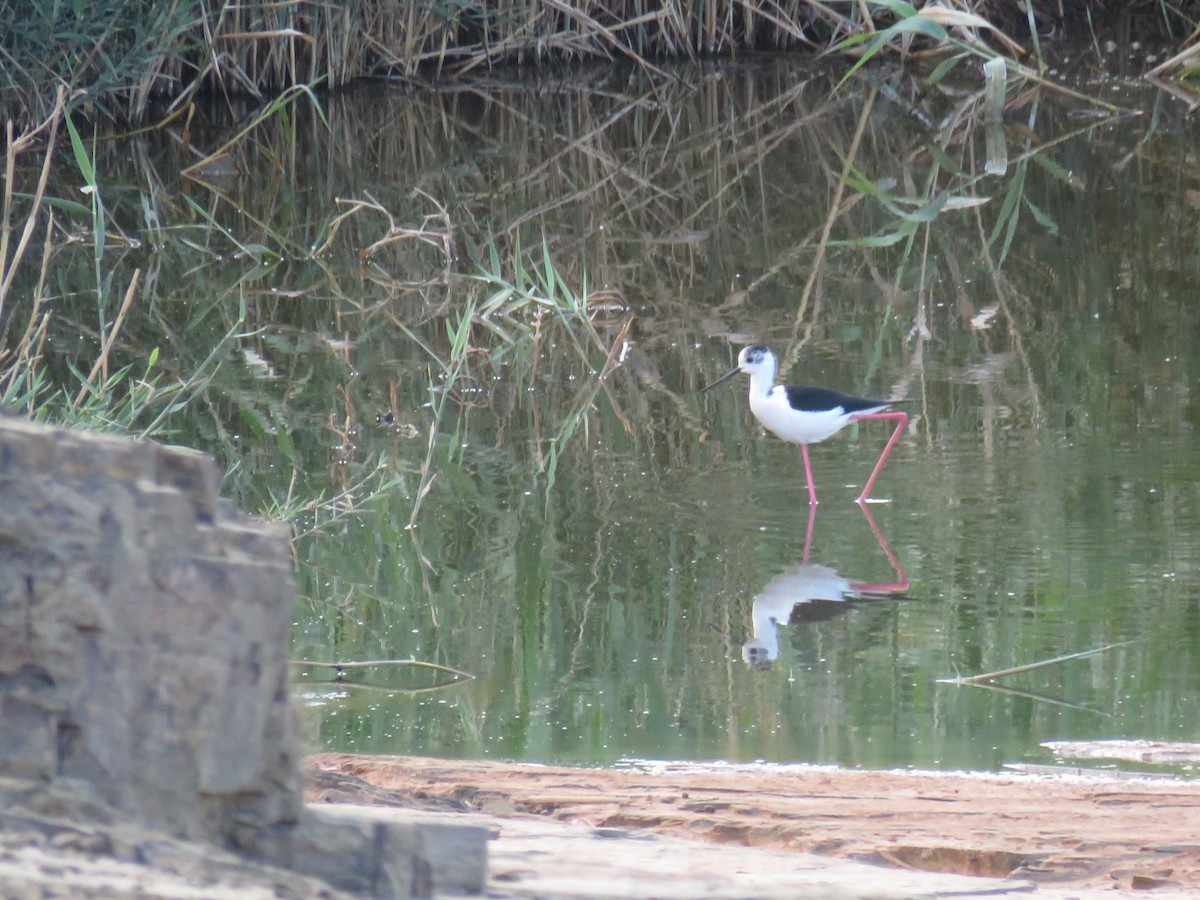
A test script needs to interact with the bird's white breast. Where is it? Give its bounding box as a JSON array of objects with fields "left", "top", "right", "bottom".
[{"left": 749, "top": 387, "right": 855, "bottom": 444}]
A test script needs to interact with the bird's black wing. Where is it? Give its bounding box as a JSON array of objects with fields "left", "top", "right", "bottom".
[{"left": 783, "top": 384, "right": 892, "bottom": 414}]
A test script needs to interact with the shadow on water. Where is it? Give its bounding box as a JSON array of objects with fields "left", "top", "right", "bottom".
[{"left": 16, "top": 58, "right": 1200, "bottom": 769}]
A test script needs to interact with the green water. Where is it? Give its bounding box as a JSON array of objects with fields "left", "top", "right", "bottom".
[{"left": 24, "top": 59, "right": 1200, "bottom": 770}]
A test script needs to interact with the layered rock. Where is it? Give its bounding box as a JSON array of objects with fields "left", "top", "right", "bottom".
[{"left": 0, "top": 417, "right": 486, "bottom": 897}]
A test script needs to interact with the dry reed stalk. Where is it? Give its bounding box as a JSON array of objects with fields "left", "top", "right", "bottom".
[
  {"left": 0, "top": 211, "right": 54, "bottom": 404},
  {"left": 0, "top": 87, "right": 66, "bottom": 322},
  {"left": 73, "top": 269, "right": 141, "bottom": 408},
  {"left": 351, "top": 191, "right": 455, "bottom": 270},
  {"left": 785, "top": 86, "right": 876, "bottom": 353},
  {"left": 7, "top": 0, "right": 1200, "bottom": 126}
]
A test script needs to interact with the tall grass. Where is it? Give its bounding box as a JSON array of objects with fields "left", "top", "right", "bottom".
[
  {"left": 0, "top": 28, "right": 1190, "bottom": 525},
  {"left": 0, "top": 1, "right": 199, "bottom": 125},
  {"left": 0, "top": 87, "right": 229, "bottom": 435},
  {"left": 4, "top": 1, "right": 1200, "bottom": 127}
]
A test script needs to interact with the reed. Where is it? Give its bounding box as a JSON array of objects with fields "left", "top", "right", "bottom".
[
  {"left": 4, "top": 1, "right": 1199, "bottom": 126},
  {"left": 0, "top": 88, "right": 229, "bottom": 435}
]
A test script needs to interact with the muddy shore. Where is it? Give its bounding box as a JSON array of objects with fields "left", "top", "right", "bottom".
[
  {"left": 307, "top": 753, "right": 1200, "bottom": 897},
  {"left": 3, "top": 754, "right": 1198, "bottom": 897}
]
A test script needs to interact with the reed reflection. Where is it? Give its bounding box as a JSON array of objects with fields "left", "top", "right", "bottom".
[{"left": 743, "top": 504, "right": 908, "bottom": 669}]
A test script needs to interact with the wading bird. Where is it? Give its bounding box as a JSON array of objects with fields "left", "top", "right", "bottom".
[{"left": 701, "top": 345, "right": 907, "bottom": 504}]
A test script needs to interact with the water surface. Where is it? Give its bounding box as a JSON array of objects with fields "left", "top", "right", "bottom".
[{"left": 44, "top": 59, "right": 1200, "bottom": 770}]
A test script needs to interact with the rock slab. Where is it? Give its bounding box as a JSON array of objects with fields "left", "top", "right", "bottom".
[{"left": 0, "top": 417, "right": 487, "bottom": 896}]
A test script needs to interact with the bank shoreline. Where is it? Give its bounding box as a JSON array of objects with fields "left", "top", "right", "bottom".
[{"left": 307, "top": 752, "right": 1200, "bottom": 897}]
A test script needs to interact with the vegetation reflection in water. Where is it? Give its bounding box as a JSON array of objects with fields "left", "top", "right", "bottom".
[
  {"left": 274, "top": 64, "right": 1200, "bottom": 770},
  {"left": 9, "top": 59, "right": 1200, "bottom": 770}
]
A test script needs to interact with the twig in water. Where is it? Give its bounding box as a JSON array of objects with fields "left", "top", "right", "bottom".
[
  {"left": 937, "top": 641, "right": 1136, "bottom": 685},
  {"left": 291, "top": 657, "right": 475, "bottom": 694}
]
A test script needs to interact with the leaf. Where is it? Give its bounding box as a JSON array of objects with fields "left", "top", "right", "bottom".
[
  {"left": 918, "top": 7, "right": 997, "bottom": 31},
  {"left": 1022, "top": 196, "right": 1060, "bottom": 235},
  {"left": 832, "top": 15, "right": 949, "bottom": 89},
  {"left": 20, "top": 193, "right": 90, "bottom": 216},
  {"left": 275, "top": 423, "right": 297, "bottom": 468},
  {"left": 868, "top": 190, "right": 951, "bottom": 224},
  {"left": 942, "top": 195, "right": 991, "bottom": 211},
  {"left": 1030, "top": 154, "right": 1084, "bottom": 189},
  {"left": 63, "top": 115, "right": 95, "bottom": 185},
  {"left": 848, "top": 222, "right": 918, "bottom": 247},
  {"left": 883, "top": 16, "right": 949, "bottom": 42},
  {"left": 983, "top": 56, "right": 1008, "bottom": 118},
  {"left": 926, "top": 141, "right": 967, "bottom": 177},
  {"left": 897, "top": 191, "right": 950, "bottom": 223},
  {"left": 926, "top": 52, "right": 968, "bottom": 86},
  {"left": 868, "top": 0, "right": 921, "bottom": 16},
  {"left": 480, "top": 287, "right": 515, "bottom": 315},
  {"left": 988, "top": 164, "right": 1027, "bottom": 265}
]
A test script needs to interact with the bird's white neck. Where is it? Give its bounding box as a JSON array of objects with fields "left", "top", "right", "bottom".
[{"left": 746, "top": 363, "right": 778, "bottom": 402}]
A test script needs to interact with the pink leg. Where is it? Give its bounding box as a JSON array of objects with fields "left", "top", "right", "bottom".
[
  {"left": 849, "top": 411, "right": 908, "bottom": 502},
  {"left": 801, "top": 443, "right": 818, "bottom": 506}
]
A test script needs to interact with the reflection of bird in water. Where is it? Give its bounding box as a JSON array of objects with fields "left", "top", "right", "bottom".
[
  {"left": 743, "top": 564, "right": 905, "bottom": 669},
  {"left": 701, "top": 345, "right": 908, "bottom": 504}
]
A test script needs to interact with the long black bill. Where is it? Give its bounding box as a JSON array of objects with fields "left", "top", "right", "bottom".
[{"left": 699, "top": 366, "right": 742, "bottom": 394}]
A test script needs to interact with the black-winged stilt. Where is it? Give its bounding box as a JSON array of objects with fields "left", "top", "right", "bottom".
[{"left": 701, "top": 345, "right": 907, "bottom": 504}]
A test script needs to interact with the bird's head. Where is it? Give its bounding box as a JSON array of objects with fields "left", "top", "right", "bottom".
[{"left": 700, "top": 344, "right": 777, "bottom": 394}]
